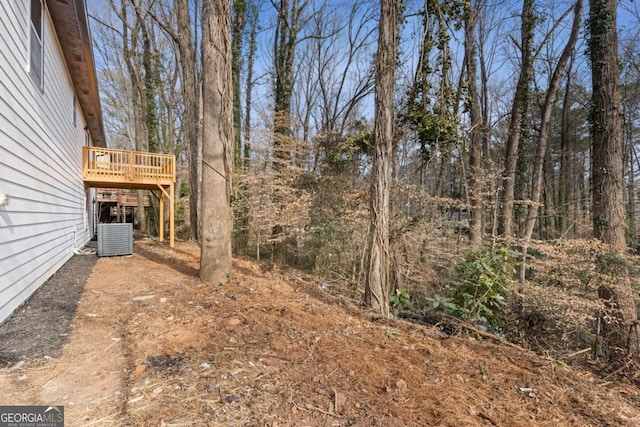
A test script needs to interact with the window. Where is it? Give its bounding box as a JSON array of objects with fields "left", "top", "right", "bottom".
[{"left": 29, "top": 0, "right": 43, "bottom": 87}]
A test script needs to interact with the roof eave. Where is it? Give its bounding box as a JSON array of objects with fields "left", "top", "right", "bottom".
[{"left": 46, "top": 0, "right": 106, "bottom": 148}]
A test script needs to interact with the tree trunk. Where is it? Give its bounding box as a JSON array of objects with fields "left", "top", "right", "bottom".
[
  {"left": 478, "top": 11, "right": 494, "bottom": 237},
  {"left": 433, "top": 155, "right": 448, "bottom": 199},
  {"left": 200, "top": 0, "right": 233, "bottom": 284},
  {"left": 271, "top": 0, "right": 303, "bottom": 264},
  {"left": 232, "top": 0, "right": 246, "bottom": 168},
  {"left": 589, "top": 0, "right": 636, "bottom": 361},
  {"left": 557, "top": 55, "right": 575, "bottom": 236},
  {"left": 177, "top": 0, "right": 201, "bottom": 241},
  {"left": 464, "top": 1, "right": 483, "bottom": 245},
  {"left": 120, "top": 1, "right": 149, "bottom": 233},
  {"left": 542, "top": 146, "right": 556, "bottom": 239},
  {"left": 234, "top": 3, "right": 258, "bottom": 255},
  {"left": 231, "top": 0, "right": 246, "bottom": 254},
  {"left": 273, "top": 0, "right": 299, "bottom": 142},
  {"left": 589, "top": 0, "right": 625, "bottom": 247},
  {"left": 523, "top": 0, "right": 582, "bottom": 241},
  {"left": 498, "top": 0, "right": 535, "bottom": 237},
  {"left": 365, "top": 0, "right": 398, "bottom": 317},
  {"left": 597, "top": 261, "right": 639, "bottom": 361},
  {"left": 244, "top": 2, "right": 257, "bottom": 167},
  {"left": 625, "top": 108, "right": 636, "bottom": 243}
]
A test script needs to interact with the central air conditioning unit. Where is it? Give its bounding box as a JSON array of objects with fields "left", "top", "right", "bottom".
[{"left": 97, "top": 223, "right": 133, "bottom": 257}]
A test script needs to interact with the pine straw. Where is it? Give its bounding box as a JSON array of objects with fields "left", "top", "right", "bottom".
[
  {"left": 3, "top": 240, "right": 640, "bottom": 426},
  {"left": 116, "top": 241, "right": 640, "bottom": 426}
]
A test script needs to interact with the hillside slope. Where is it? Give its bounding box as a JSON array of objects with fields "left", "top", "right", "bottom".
[{"left": 1, "top": 240, "right": 639, "bottom": 426}]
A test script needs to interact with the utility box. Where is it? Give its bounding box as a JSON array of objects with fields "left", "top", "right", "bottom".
[{"left": 97, "top": 223, "right": 133, "bottom": 256}]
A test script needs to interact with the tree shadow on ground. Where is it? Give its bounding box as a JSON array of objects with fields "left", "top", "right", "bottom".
[{"left": 134, "top": 242, "right": 199, "bottom": 277}]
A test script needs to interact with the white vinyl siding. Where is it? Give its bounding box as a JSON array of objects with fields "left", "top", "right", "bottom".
[{"left": 0, "top": 1, "right": 93, "bottom": 323}]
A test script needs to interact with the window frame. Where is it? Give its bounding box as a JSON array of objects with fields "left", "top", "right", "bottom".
[{"left": 29, "top": 0, "right": 44, "bottom": 89}]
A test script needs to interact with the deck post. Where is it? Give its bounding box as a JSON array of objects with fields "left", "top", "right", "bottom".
[
  {"left": 170, "top": 183, "right": 175, "bottom": 248},
  {"left": 159, "top": 189, "right": 165, "bottom": 242},
  {"left": 82, "top": 146, "right": 88, "bottom": 179},
  {"left": 128, "top": 152, "right": 133, "bottom": 180}
]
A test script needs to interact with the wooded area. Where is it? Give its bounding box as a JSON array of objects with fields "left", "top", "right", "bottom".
[{"left": 88, "top": 0, "right": 640, "bottom": 364}]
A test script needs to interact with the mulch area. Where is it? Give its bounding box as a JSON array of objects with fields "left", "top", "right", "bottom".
[{"left": 0, "top": 249, "right": 97, "bottom": 365}]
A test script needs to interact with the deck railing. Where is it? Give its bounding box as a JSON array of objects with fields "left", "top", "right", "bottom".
[{"left": 83, "top": 146, "right": 175, "bottom": 185}]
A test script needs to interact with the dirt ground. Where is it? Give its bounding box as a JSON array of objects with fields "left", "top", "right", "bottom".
[{"left": 2, "top": 240, "right": 640, "bottom": 426}]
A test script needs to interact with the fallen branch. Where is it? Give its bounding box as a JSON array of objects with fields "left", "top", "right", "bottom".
[
  {"left": 566, "top": 348, "right": 591, "bottom": 358},
  {"left": 477, "top": 411, "right": 498, "bottom": 426},
  {"left": 249, "top": 352, "right": 307, "bottom": 364},
  {"left": 603, "top": 357, "right": 635, "bottom": 381},
  {"left": 293, "top": 401, "right": 342, "bottom": 418}
]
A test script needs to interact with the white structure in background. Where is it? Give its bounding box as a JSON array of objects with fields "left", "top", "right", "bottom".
[{"left": 0, "top": 0, "right": 105, "bottom": 323}]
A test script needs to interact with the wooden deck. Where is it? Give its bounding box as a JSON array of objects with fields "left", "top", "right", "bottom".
[
  {"left": 83, "top": 146, "right": 175, "bottom": 247},
  {"left": 83, "top": 146, "right": 175, "bottom": 190}
]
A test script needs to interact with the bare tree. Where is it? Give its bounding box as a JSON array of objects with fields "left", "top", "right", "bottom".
[
  {"left": 523, "top": 0, "right": 583, "bottom": 241},
  {"left": 270, "top": 0, "right": 306, "bottom": 264},
  {"left": 175, "top": 0, "right": 201, "bottom": 241},
  {"left": 200, "top": 0, "right": 233, "bottom": 283},
  {"left": 464, "top": 0, "right": 483, "bottom": 245},
  {"left": 557, "top": 54, "right": 575, "bottom": 236},
  {"left": 244, "top": 2, "right": 258, "bottom": 167},
  {"left": 589, "top": 0, "right": 625, "bottom": 247},
  {"left": 273, "top": 0, "right": 305, "bottom": 143},
  {"left": 365, "top": 0, "right": 398, "bottom": 317},
  {"left": 498, "top": 0, "right": 535, "bottom": 237},
  {"left": 149, "top": 0, "right": 201, "bottom": 240},
  {"left": 589, "top": 0, "right": 637, "bottom": 360},
  {"left": 101, "top": 0, "right": 157, "bottom": 232},
  {"left": 232, "top": 0, "right": 247, "bottom": 168},
  {"left": 294, "top": 0, "right": 376, "bottom": 171},
  {"left": 620, "top": 41, "right": 640, "bottom": 244},
  {"left": 233, "top": 1, "right": 259, "bottom": 255}
]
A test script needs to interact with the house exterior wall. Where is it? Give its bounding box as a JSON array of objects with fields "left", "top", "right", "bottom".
[{"left": 0, "top": 1, "right": 94, "bottom": 323}]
